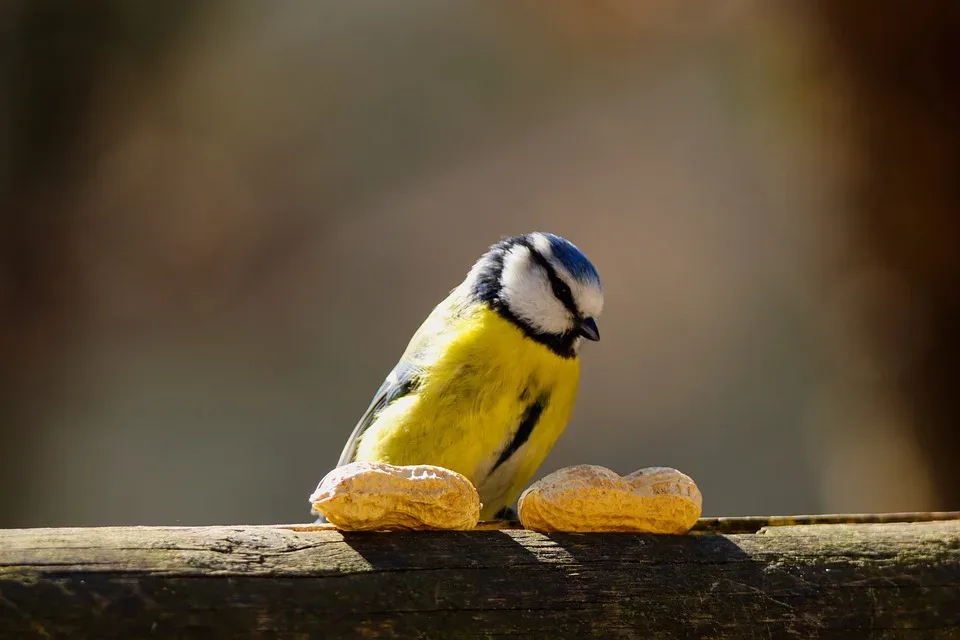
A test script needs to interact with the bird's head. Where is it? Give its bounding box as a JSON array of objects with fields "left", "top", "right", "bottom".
[{"left": 468, "top": 232, "right": 603, "bottom": 358}]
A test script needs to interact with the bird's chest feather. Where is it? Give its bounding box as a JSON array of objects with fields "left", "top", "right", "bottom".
[{"left": 359, "top": 307, "right": 580, "bottom": 489}]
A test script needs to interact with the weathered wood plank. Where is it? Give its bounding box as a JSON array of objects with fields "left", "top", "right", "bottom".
[{"left": 1, "top": 521, "right": 958, "bottom": 639}]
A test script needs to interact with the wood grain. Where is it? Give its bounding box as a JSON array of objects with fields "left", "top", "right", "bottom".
[{"left": 1, "top": 521, "right": 959, "bottom": 638}]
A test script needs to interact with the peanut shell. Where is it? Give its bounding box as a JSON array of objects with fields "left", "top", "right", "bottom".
[
  {"left": 309, "top": 461, "right": 480, "bottom": 531},
  {"left": 518, "top": 464, "right": 702, "bottom": 533}
]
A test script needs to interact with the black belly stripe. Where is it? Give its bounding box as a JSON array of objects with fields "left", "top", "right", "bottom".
[{"left": 491, "top": 393, "right": 549, "bottom": 472}]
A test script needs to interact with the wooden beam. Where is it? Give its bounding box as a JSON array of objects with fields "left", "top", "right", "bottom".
[{"left": 2, "top": 520, "right": 959, "bottom": 638}]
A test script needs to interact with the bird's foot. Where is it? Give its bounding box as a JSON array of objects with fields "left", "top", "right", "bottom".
[{"left": 494, "top": 506, "right": 518, "bottom": 522}]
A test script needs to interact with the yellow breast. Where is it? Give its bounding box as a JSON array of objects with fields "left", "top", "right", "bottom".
[{"left": 354, "top": 305, "right": 581, "bottom": 519}]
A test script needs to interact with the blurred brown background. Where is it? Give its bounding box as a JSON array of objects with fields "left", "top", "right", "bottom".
[{"left": 2, "top": 1, "right": 958, "bottom": 527}]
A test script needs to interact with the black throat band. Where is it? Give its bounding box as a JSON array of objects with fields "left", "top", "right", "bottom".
[{"left": 470, "top": 237, "right": 580, "bottom": 359}]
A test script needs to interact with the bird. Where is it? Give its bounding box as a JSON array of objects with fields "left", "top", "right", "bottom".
[{"left": 330, "top": 232, "right": 603, "bottom": 521}]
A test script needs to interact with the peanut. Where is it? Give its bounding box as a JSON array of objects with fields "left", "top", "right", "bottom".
[
  {"left": 518, "top": 464, "right": 702, "bottom": 533},
  {"left": 309, "top": 461, "right": 481, "bottom": 531}
]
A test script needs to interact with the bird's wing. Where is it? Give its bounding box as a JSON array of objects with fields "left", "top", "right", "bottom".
[
  {"left": 334, "top": 291, "right": 461, "bottom": 467},
  {"left": 335, "top": 359, "right": 422, "bottom": 466}
]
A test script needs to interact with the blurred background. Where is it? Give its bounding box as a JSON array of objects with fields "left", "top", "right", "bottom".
[{"left": 2, "top": 1, "right": 958, "bottom": 527}]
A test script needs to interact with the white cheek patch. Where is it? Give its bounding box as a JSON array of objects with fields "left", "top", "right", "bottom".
[{"left": 499, "top": 246, "right": 573, "bottom": 335}]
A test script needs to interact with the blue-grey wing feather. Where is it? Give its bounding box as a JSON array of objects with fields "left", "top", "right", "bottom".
[
  {"left": 333, "top": 288, "right": 463, "bottom": 468},
  {"left": 318, "top": 290, "right": 463, "bottom": 525},
  {"left": 335, "top": 360, "right": 421, "bottom": 466}
]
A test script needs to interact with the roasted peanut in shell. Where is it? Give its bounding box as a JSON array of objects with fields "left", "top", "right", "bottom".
[
  {"left": 518, "top": 464, "right": 702, "bottom": 533},
  {"left": 310, "top": 461, "right": 481, "bottom": 531}
]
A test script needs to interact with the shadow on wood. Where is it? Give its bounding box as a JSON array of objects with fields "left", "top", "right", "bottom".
[{"left": 1, "top": 521, "right": 958, "bottom": 638}]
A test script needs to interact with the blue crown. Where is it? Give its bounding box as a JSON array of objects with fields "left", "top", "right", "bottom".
[{"left": 539, "top": 233, "right": 601, "bottom": 287}]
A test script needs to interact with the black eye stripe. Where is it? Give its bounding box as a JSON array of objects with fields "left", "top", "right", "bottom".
[{"left": 520, "top": 240, "right": 579, "bottom": 317}]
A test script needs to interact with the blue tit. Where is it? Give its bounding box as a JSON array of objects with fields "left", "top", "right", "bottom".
[{"left": 332, "top": 232, "right": 603, "bottom": 520}]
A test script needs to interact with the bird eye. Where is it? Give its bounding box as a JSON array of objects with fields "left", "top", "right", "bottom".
[{"left": 554, "top": 281, "right": 572, "bottom": 301}]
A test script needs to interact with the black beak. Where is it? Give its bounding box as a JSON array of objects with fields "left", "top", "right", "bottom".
[{"left": 578, "top": 317, "right": 600, "bottom": 341}]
